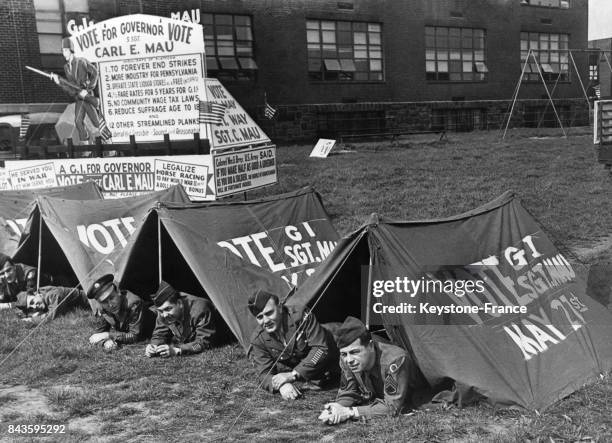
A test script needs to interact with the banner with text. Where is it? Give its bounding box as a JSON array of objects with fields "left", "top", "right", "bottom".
[
  {"left": 68, "top": 14, "right": 205, "bottom": 142},
  {"left": 5, "top": 155, "right": 215, "bottom": 200},
  {"left": 213, "top": 146, "right": 277, "bottom": 197},
  {"left": 203, "top": 78, "right": 271, "bottom": 150}
]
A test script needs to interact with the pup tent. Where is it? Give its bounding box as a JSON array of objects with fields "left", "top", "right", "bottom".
[
  {"left": 12, "top": 184, "right": 190, "bottom": 293},
  {"left": 118, "top": 187, "right": 340, "bottom": 349},
  {"left": 0, "top": 182, "right": 103, "bottom": 256},
  {"left": 287, "top": 191, "right": 612, "bottom": 411}
]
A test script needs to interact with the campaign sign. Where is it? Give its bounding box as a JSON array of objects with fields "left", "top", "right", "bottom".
[
  {"left": 67, "top": 14, "right": 206, "bottom": 143},
  {"left": 213, "top": 146, "right": 277, "bottom": 197},
  {"left": 5, "top": 155, "right": 215, "bottom": 200},
  {"left": 203, "top": 78, "right": 271, "bottom": 150},
  {"left": 309, "top": 139, "right": 336, "bottom": 158}
]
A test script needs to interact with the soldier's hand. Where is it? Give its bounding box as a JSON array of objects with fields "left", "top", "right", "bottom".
[
  {"left": 50, "top": 73, "right": 60, "bottom": 84},
  {"left": 272, "top": 372, "right": 295, "bottom": 390},
  {"left": 89, "top": 332, "right": 110, "bottom": 344},
  {"left": 320, "top": 403, "right": 353, "bottom": 425},
  {"left": 79, "top": 89, "right": 88, "bottom": 98},
  {"left": 278, "top": 383, "right": 300, "bottom": 400},
  {"left": 103, "top": 339, "right": 118, "bottom": 351},
  {"left": 158, "top": 344, "right": 181, "bottom": 358},
  {"left": 145, "top": 344, "right": 159, "bottom": 357}
]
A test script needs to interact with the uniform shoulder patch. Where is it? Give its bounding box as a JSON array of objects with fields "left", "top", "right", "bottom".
[{"left": 389, "top": 356, "right": 405, "bottom": 374}]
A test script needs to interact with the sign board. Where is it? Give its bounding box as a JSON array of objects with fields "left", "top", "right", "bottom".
[
  {"left": 68, "top": 14, "right": 205, "bottom": 143},
  {"left": 202, "top": 78, "right": 271, "bottom": 150},
  {"left": 309, "top": 139, "right": 336, "bottom": 158},
  {"left": 213, "top": 146, "right": 278, "bottom": 197},
  {"left": 5, "top": 155, "right": 215, "bottom": 201},
  {"left": 595, "top": 100, "right": 612, "bottom": 145}
]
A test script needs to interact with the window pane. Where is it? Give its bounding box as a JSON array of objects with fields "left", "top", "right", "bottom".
[
  {"left": 218, "top": 57, "right": 239, "bottom": 69},
  {"left": 369, "top": 33, "right": 381, "bottom": 45},
  {"left": 38, "top": 34, "right": 62, "bottom": 53},
  {"left": 321, "top": 21, "right": 335, "bottom": 30},
  {"left": 33, "top": 0, "right": 59, "bottom": 8},
  {"left": 64, "top": 0, "right": 88, "bottom": 12},
  {"left": 370, "top": 60, "right": 382, "bottom": 71},
  {"left": 235, "top": 27, "right": 252, "bottom": 40},
  {"left": 322, "top": 30, "right": 336, "bottom": 44},
  {"left": 306, "top": 20, "right": 319, "bottom": 30},
  {"left": 238, "top": 57, "right": 258, "bottom": 69},
  {"left": 216, "top": 15, "right": 232, "bottom": 25},
  {"left": 307, "top": 30, "right": 320, "bottom": 43},
  {"left": 206, "top": 57, "right": 219, "bottom": 70}
]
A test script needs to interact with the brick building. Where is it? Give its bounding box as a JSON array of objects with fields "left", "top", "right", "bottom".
[{"left": 0, "top": 0, "right": 590, "bottom": 141}]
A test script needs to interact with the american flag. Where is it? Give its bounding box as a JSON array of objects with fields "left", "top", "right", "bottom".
[
  {"left": 264, "top": 101, "right": 277, "bottom": 120},
  {"left": 98, "top": 115, "right": 112, "bottom": 142},
  {"left": 19, "top": 114, "right": 30, "bottom": 140},
  {"left": 199, "top": 101, "right": 226, "bottom": 125}
]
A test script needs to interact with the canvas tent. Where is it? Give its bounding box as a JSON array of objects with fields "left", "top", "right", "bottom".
[
  {"left": 288, "top": 191, "right": 612, "bottom": 411},
  {"left": 119, "top": 187, "right": 340, "bottom": 349},
  {"left": 13, "top": 184, "right": 189, "bottom": 292},
  {"left": 0, "top": 182, "right": 103, "bottom": 256}
]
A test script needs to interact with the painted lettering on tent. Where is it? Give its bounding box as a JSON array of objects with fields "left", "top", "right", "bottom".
[
  {"left": 152, "top": 187, "right": 339, "bottom": 288},
  {"left": 288, "top": 192, "right": 612, "bottom": 411},
  {"left": 0, "top": 182, "right": 102, "bottom": 256},
  {"left": 12, "top": 185, "right": 189, "bottom": 293},
  {"left": 118, "top": 186, "right": 339, "bottom": 348}
]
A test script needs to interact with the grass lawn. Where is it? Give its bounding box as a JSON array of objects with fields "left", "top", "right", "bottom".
[{"left": 1, "top": 128, "right": 612, "bottom": 442}]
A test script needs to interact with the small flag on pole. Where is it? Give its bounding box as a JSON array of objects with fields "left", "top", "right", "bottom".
[
  {"left": 98, "top": 115, "right": 112, "bottom": 142},
  {"left": 264, "top": 101, "right": 277, "bottom": 120},
  {"left": 199, "top": 100, "right": 226, "bottom": 125},
  {"left": 19, "top": 114, "right": 30, "bottom": 140}
]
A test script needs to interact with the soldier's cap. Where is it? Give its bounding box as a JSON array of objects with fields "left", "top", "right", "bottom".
[
  {"left": 14, "top": 291, "right": 29, "bottom": 312},
  {"left": 247, "top": 289, "right": 278, "bottom": 316},
  {"left": 61, "top": 37, "right": 74, "bottom": 51},
  {"left": 0, "top": 253, "right": 11, "bottom": 270},
  {"left": 151, "top": 280, "right": 177, "bottom": 307},
  {"left": 336, "top": 316, "right": 368, "bottom": 349},
  {"left": 87, "top": 274, "right": 115, "bottom": 300}
]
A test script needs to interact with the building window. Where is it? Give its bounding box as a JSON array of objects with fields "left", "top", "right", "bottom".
[
  {"left": 425, "top": 26, "right": 488, "bottom": 82},
  {"left": 589, "top": 52, "right": 600, "bottom": 82},
  {"left": 521, "top": 0, "right": 569, "bottom": 8},
  {"left": 34, "top": 0, "right": 89, "bottom": 71},
  {"left": 520, "top": 32, "right": 569, "bottom": 82},
  {"left": 203, "top": 14, "right": 257, "bottom": 81},
  {"left": 306, "top": 20, "right": 383, "bottom": 82}
]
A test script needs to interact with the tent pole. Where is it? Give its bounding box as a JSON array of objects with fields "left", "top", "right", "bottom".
[
  {"left": 157, "top": 212, "right": 162, "bottom": 284},
  {"left": 36, "top": 215, "right": 42, "bottom": 291},
  {"left": 365, "top": 254, "right": 373, "bottom": 330}
]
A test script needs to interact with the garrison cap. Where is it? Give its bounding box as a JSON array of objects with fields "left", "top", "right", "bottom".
[
  {"left": 0, "top": 253, "right": 11, "bottom": 270},
  {"left": 151, "top": 280, "right": 177, "bottom": 307},
  {"left": 247, "top": 289, "right": 277, "bottom": 316},
  {"left": 336, "top": 316, "right": 368, "bottom": 348},
  {"left": 61, "top": 37, "right": 74, "bottom": 51},
  {"left": 87, "top": 274, "right": 115, "bottom": 300}
]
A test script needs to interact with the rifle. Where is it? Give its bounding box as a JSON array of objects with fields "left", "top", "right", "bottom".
[{"left": 26, "top": 65, "right": 99, "bottom": 108}]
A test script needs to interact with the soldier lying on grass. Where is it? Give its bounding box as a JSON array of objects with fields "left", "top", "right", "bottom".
[
  {"left": 145, "top": 281, "right": 218, "bottom": 358},
  {"left": 318, "top": 317, "right": 423, "bottom": 425},
  {"left": 13, "top": 286, "right": 88, "bottom": 322},
  {"left": 248, "top": 290, "right": 339, "bottom": 400},
  {"left": 87, "top": 273, "right": 154, "bottom": 351}
]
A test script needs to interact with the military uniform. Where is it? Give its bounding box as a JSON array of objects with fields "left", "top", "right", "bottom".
[
  {"left": 16, "top": 286, "right": 88, "bottom": 319},
  {"left": 93, "top": 290, "right": 152, "bottom": 344},
  {"left": 0, "top": 264, "right": 50, "bottom": 303},
  {"left": 335, "top": 341, "right": 420, "bottom": 418},
  {"left": 150, "top": 293, "right": 217, "bottom": 355},
  {"left": 249, "top": 304, "right": 338, "bottom": 392}
]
